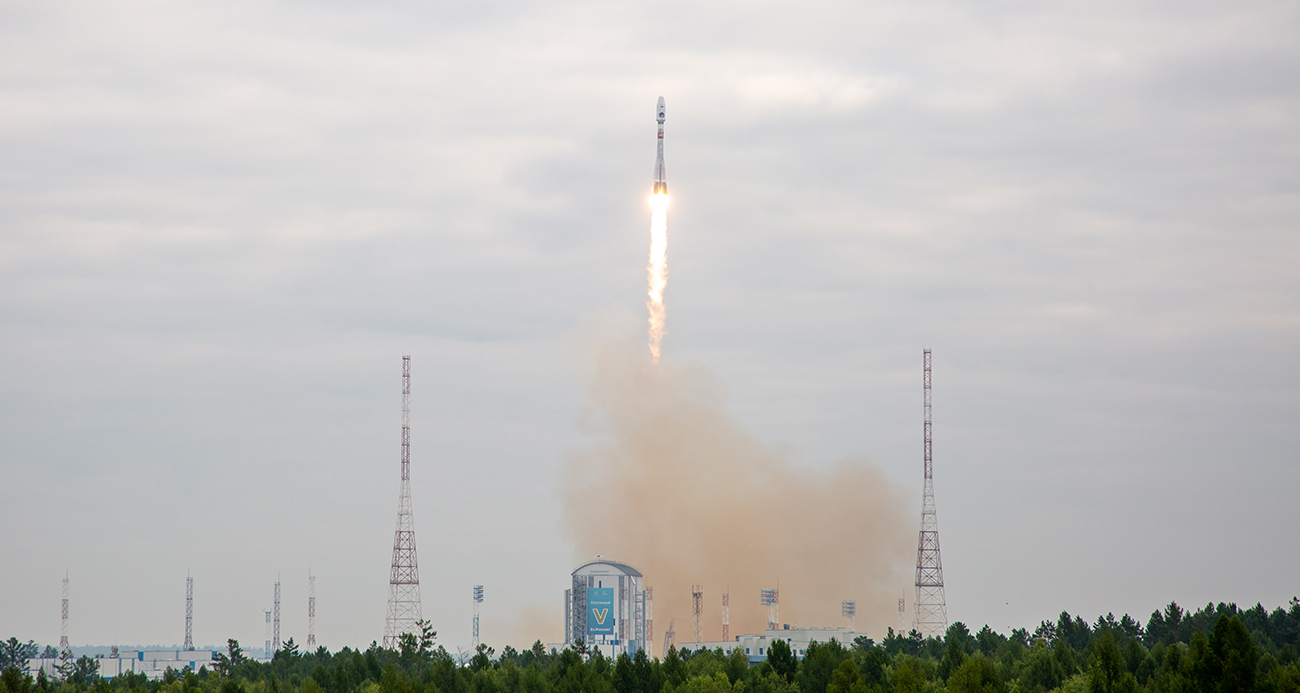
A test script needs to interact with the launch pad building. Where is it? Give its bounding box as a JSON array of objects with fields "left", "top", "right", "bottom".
[{"left": 564, "top": 559, "right": 648, "bottom": 658}]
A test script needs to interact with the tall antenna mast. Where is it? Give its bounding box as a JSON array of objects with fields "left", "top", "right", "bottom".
[
  {"left": 273, "top": 578, "right": 281, "bottom": 653},
  {"left": 898, "top": 597, "right": 906, "bottom": 635},
  {"left": 307, "top": 571, "right": 316, "bottom": 648},
  {"left": 184, "top": 573, "right": 194, "bottom": 650},
  {"left": 384, "top": 355, "right": 423, "bottom": 648},
  {"left": 60, "top": 573, "right": 70, "bottom": 656},
  {"left": 645, "top": 587, "right": 654, "bottom": 657},
  {"left": 842, "top": 601, "right": 856, "bottom": 632},
  {"left": 721, "top": 590, "right": 729, "bottom": 643},
  {"left": 912, "top": 349, "right": 948, "bottom": 637},
  {"left": 761, "top": 588, "right": 779, "bottom": 631},
  {"left": 691, "top": 586, "right": 703, "bottom": 643},
  {"left": 472, "top": 585, "right": 484, "bottom": 649},
  {"left": 265, "top": 610, "right": 271, "bottom": 658}
]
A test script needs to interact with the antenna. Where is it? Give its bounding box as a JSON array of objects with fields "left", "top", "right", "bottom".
[
  {"left": 473, "top": 585, "right": 484, "bottom": 649},
  {"left": 898, "top": 597, "right": 906, "bottom": 635},
  {"left": 273, "top": 578, "right": 281, "bottom": 653},
  {"left": 307, "top": 571, "right": 316, "bottom": 648},
  {"left": 912, "top": 349, "right": 948, "bottom": 637},
  {"left": 384, "top": 355, "right": 423, "bottom": 648},
  {"left": 265, "top": 610, "right": 271, "bottom": 659},
  {"left": 761, "top": 588, "right": 779, "bottom": 631},
  {"left": 60, "top": 573, "right": 70, "bottom": 657},
  {"left": 721, "top": 590, "right": 729, "bottom": 642},
  {"left": 691, "top": 586, "right": 703, "bottom": 643},
  {"left": 646, "top": 587, "right": 654, "bottom": 657},
  {"left": 842, "top": 600, "right": 856, "bottom": 632},
  {"left": 184, "top": 573, "right": 194, "bottom": 650}
]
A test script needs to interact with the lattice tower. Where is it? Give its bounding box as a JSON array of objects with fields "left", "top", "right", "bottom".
[
  {"left": 185, "top": 574, "right": 194, "bottom": 650},
  {"left": 761, "top": 588, "right": 779, "bottom": 630},
  {"left": 384, "top": 356, "right": 423, "bottom": 648},
  {"left": 912, "top": 349, "right": 948, "bottom": 637},
  {"left": 898, "top": 597, "right": 906, "bottom": 635},
  {"left": 273, "top": 579, "right": 281, "bottom": 652},
  {"left": 60, "top": 573, "right": 69, "bottom": 655},
  {"left": 691, "top": 586, "right": 703, "bottom": 643},
  {"left": 721, "top": 591, "right": 729, "bottom": 642},
  {"left": 307, "top": 571, "right": 316, "bottom": 648},
  {"left": 473, "top": 585, "right": 484, "bottom": 648},
  {"left": 663, "top": 619, "right": 675, "bottom": 654},
  {"left": 264, "top": 610, "right": 271, "bottom": 658},
  {"left": 842, "top": 601, "right": 856, "bottom": 632},
  {"left": 646, "top": 587, "right": 654, "bottom": 657}
]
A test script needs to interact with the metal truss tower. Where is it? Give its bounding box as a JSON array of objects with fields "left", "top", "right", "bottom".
[
  {"left": 663, "top": 619, "right": 675, "bottom": 654},
  {"left": 384, "top": 356, "right": 423, "bottom": 648},
  {"left": 912, "top": 349, "right": 948, "bottom": 637},
  {"left": 60, "top": 573, "right": 70, "bottom": 656},
  {"left": 273, "top": 579, "right": 281, "bottom": 653},
  {"left": 472, "top": 585, "right": 484, "bottom": 649},
  {"left": 645, "top": 587, "right": 654, "bottom": 656},
  {"left": 842, "top": 601, "right": 856, "bottom": 632},
  {"left": 761, "top": 588, "right": 779, "bottom": 630},
  {"left": 307, "top": 571, "right": 316, "bottom": 648},
  {"left": 264, "top": 610, "right": 271, "bottom": 658},
  {"left": 185, "top": 574, "right": 194, "bottom": 650},
  {"left": 691, "top": 586, "right": 703, "bottom": 643},
  {"left": 898, "top": 597, "right": 906, "bottom": 635},
  {"left": 721, "top": 591, "right": 729, "bottom": 643}
]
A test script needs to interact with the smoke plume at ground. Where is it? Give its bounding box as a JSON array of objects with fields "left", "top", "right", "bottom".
[{"left": 563, "top": 337, "right": 913, "bottom": 647}]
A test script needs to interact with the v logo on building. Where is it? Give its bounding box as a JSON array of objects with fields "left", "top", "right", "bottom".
[{"left": 592, "top": 608, "right": 610, "bottom": 625}]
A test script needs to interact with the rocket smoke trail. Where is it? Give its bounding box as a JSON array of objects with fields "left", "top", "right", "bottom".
[
  {"left": 648, "top": 96, "right": 669, "bottom": 363},
  {"left": 563, "top": 337, "right": 913, "bottom": 645}
]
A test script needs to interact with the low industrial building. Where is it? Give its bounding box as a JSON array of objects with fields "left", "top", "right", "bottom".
[
  {"left": 26, "top": 650, "right": 220, "bottom": 680},
  {"left": 677, "top": 626, "right": 864, "bottom": 662}
]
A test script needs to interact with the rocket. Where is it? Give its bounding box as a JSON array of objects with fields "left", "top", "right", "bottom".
[{"left": 653, "top": 96, "right": 667, "bottom": 194}]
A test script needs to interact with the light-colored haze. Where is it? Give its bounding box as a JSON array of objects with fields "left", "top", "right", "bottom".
[
  {"left": 1, "top": 0, "right": 1298, "bottom": 654},
  {"left": 564, "top": 337, "right": 911, "bottom": 644}
]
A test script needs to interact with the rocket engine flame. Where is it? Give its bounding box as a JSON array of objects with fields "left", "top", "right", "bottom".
[
  {"left": 647, "top": 96, "right": 670, "bottom": 363},
  {"left": 647, "top": 192, "right": 669, "bottom": 362}
]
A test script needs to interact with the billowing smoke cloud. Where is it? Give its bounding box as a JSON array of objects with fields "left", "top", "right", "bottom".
[{"left": 563, "top": 337, "right": 914, "bottom": 649}]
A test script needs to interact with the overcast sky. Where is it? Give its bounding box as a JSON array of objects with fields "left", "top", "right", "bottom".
[{"left": 2, "top": 0, "right": 1298, "bottom": 655}]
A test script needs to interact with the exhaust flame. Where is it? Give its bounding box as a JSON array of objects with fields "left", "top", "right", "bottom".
[{"left": 647, "top": 192, "right": 670, "bottom": 362}]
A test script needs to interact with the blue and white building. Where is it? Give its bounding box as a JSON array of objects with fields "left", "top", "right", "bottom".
[{"left": 564, "top": 559, "right": 649, "bottom": 658}]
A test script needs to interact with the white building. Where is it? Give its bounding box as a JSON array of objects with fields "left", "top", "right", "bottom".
[
  {"left": 564, "top": 559, "right": 649, "bottom": 658},
  {"left": 26, "top": 650, "right": 219, "bottom": 680},
  {"left": 677, "top": 626, "right": 866, "bottom": 663}
]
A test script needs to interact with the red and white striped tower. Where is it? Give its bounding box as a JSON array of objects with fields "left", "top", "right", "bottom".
[
  {"left": 912, "top": 349, "right": 948, "bottom": 637},
  {"left": 383, "top": 356, "right": 422, "bottom": 647},
  {"left": 60, "top": 573, "right": 70, "bottom": 656},
  {"left": 307, "top": 571, "right": 316, "bottom": 648},
  {"left": 721, "top": 590, "right": 729, "bottom": 642}
]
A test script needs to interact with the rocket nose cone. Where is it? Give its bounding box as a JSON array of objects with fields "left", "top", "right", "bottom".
[{"left": 657, "top": 96, "right": 665, "bottom": 121}]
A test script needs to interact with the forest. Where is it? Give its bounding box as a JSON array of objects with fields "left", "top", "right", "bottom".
[{"left": 2, "top": 599, "right": 1297, "bottom": 693}]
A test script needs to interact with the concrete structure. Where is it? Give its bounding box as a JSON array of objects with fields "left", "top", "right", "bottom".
[
  {"left": 26, "top": 651, "right": 220, "bottom": 680},
  {"left": 677, "top": 626, "right": 866, "bottom": 663},
  {"left": 564, "top": 559, "right": 648, "bottom": 658}
]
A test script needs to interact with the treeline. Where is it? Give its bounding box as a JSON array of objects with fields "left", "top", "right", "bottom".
[{"left": 3, "top": 600, "right": 1298, "bottom": 693}]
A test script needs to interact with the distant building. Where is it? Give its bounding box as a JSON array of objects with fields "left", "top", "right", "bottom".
[
  {"left": 564, "top": 559, "right": 648, "bottom": 658},
  {"left": 27, "top": 650, "right": 220, "bottom": 680},
  {"left": 677, "top": 625, "right": 866, "bottom": 663}
]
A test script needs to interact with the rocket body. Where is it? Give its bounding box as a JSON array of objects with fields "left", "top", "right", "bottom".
[{"left": 653, "top": 96, "right": 667, "bottom": 194}]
